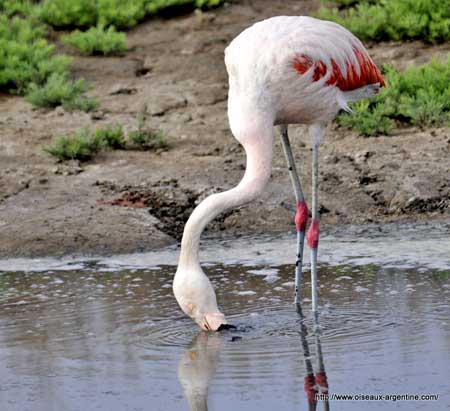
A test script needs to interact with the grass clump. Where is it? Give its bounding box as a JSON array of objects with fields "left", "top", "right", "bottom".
[
  {"left": 45, "top": 128, "right": 102, "bottom": 161},
  {"left": 25, "top": 72, "right": 99, "bottom": 111},
  {"left": 0, "top": 12, "right": 98, "bottom": 110},
  {"left": 94, "top": 123, "right": 126, "bottom": 148},
  {"left": 338, "top": 57, "right": 450, "bottom": 136},
  {"left": 0, "top": 0, "right": 37, "bottom": 18},
  {"left": 39, "top": 0, "right": 97, "bottom": 28},
  {"left": 129, "top": 107, "right": 168, "bottom": 149},
  {"left": 45, "top": 124, "right": 126, "bottom": 161},
  {"left": 45, "top": 122, "right": 169, "bottom": 161},
  {"left": 97, "top": 0, "right": 147, "bottom": 29},
  {"left": 317, "top": 0, "right": 450, "bottom": 43},
  {"left": 39, "top": 0, "right": 223, "bottom": 29},
  {"left": 129, "top": 128, "right": 167, "bottom": 149},
  {"left": 61, "top": 25, "right": 127, "bottom": 55},
  {"left": 0, "top": 15, "right": 65, "bottom": 92}
]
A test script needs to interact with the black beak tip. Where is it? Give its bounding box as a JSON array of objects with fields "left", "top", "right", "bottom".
[{"left": 217, "top": 323, "right": 237, "bottom": 332}]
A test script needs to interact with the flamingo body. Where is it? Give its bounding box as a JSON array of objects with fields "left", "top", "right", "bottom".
[
  {"left": 174, "top": 16, "right": 385, "bottom": 331},
  {"left": 225, "top": 16, "right": 383, "bottom": 129}
]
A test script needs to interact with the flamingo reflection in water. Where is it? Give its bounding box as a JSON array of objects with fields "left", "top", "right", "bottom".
[
  {"left": 299, "top": 307, "right": 330, "bottom": 411},
  {"left": 178, "top": 332, "right": 222, "bottom": 411},
  {"left": 177, "top": 306, "right": 329, "bottom": 411}
]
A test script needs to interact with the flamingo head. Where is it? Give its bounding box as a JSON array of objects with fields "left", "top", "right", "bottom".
[{"left": 173, "top": 264, "right": 227, "bottom": 331}]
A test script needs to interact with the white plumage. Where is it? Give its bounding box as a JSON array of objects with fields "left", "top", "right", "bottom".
[
  {"left": 174, "top": 16, "right": 385, "bottom": 331},
  {"left": 226, "top": 16, "right": 383, "bottom": 133}
]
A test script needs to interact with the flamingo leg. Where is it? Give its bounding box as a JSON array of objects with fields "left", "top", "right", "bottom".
[
  {"left": 278, "top": 125, "right": 308, "bottom": 309},
  {"left": 307, "top": 124, "right": 325, "bottom": 314}
]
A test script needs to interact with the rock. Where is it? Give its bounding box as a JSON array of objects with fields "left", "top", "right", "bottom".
[
  {"left": 51, "top": 162, "right": 83, "bottom": 176},
  {"left": 142, "top": 57, "right": 155, "bottom": 72},
  {"left": 133, "top": 86, "right": 187, "bottom": 116},
  {"left": 354, "top": 150, "right": 374, "bottom": 164},
  {"left": 180, "top": 41, "right": 205, "bottom": 55},
  {"left": 91, "top": 110, "right": 106, "bottom": 120},
  {"left": 54, "top": 106, "right": 65, "bottom": 116},
  {"left": 109, "top": 84, "right": 137, "bottom": 95},
  {"left": 186, "top": 83, "right": 227, "bottom": 106}
]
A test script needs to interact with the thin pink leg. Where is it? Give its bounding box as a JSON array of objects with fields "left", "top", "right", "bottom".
[
  {"left": 308, "top": 140, "right": 320, "bottom": 313},
  {"left": 279, "top": 125, "right": 308, "bottom": 307}
]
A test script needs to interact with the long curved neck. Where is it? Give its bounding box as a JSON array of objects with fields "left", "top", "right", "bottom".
[{"left": 178, "top": 120, "right": 274, "bottom": 268}]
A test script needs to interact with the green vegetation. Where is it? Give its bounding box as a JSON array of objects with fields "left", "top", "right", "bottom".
[
  {"left": 317, "top": 0, "right": 450, "bottom": 136},
  {"left": 338, "top": 58, "right": 450, "bottom": 136},
  {"left": 61, "top": 25, "right": 127, "bottom": 55},
  {"left": 25, "top": 72, "right": 98, "bottom": 110},
  {"left": 45, "top": 125, "right": 125, "bottom": 160},
  {"left": 39, "top": 0, "right": 96, "bottom": 27},
  {"left": 45, "top": 122, "right": 166, "bottom": 161},
  {"left": 1, "top": 0, "right": 223, "bottom": 110},
  {"left": 129, "top": 107, "right": 168, "bottom": 149},
  {"left": 317, "top": 0, "right": 450, "bottom": 43},
  {"left": 39, "top": 0, "right": 223, "bottom": 29},
  {"left": 0, "top": 10, "right": 96, "bottom": 109},
  {"left": 0, "top": 0, "right": 37, "bottom": 18},
  {"left": 94, "top": 123, "right": 126, "bottom": 149},
  {"left": 129, "top": 128, "right": 167, "bottom": 149},
  {"left": 45, "top": 128, "right": 102, "bottom": 161},
  {"left": 323, "top": 0, "right": 378, "bottom": 6},
  {"left": 0, "top": 15, "right": 65, "bottom": 93}
]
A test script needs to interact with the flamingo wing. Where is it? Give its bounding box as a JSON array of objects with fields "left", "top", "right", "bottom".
[{"left": 291, "top": 19, "right": 385, "bottom": 92}]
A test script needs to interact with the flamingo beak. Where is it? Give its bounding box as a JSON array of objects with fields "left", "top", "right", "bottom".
[{"left": 200, "top": 312, "right": 228, "bottom": 332}]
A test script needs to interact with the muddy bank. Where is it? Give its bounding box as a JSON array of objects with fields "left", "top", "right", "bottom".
[{"left": 0, "top": 0, "right": 449, "bottom": 258}]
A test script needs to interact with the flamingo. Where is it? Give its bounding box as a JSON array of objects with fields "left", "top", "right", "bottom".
[{"left": 173, "top": 16, "right": 385, "bottom": 331}]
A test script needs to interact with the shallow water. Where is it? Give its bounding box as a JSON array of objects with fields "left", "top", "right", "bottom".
[{"left": 1, "top": 225, "right": 449, "bottom": 410}]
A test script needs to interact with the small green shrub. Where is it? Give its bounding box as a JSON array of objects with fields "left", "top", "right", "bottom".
[
  {"left": 0, "top": 12, "right": 96, "bottom": 109},
  {"left": 45, "top": 119, "right": 171, "bottom": 161},
  {"left": 338, "top": 100, "right": 394, "bottom": 136},
  {"left": 45, "top": 124, "right": 127, "bottom": 160},
  {"left": 25, "top": 72, "right": 99, "bottom": 111},
  {"left": 321, "top": 0, "right": 379, "bottom": 6},
  {"left": 0, "top": 0, "right": 37, "bottom": 17},
  {"left": 129, "top": 129, "right": 167, "bottom": 149},
  {"left": 39, "top": 0, "right": 223, "bottom": 29},
  {"left": 146, "top": 0, "right": 222, "bottom": 14},
  {"left": 0, "top": 15, "right": 67, "bottom": 92},
  {"left": 98, "top": 0, "right": 146, "bottom": 29},
  {"left": 317, "top": 0, "right": 450, "bottom": 43},
  {"left": 94, "top": 123, "right": 126, "bottom": 148},
  {"left": 338, "top": 57, "right": 450, "bottom": 136},
  {"left": 45, "top": 128, "right": 102, "bottom": 161},
  {"left": 39, "top": 0, "right": 97, "bottom": 28},
  {"left": 61, "top": 25, "right": 127, "bottom": 55},
  {"left": 129, "top": 107, "right": 167, "bottom": 149}
]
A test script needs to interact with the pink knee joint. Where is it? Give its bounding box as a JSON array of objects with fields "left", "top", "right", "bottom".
[
  {"left": 307, "top": 219, "right": 320, "bottom": 249},
  {"left": 304, "top": 374, "right": 317, "bottom": 403},
  {"left": 315, "top": 371, "right": 328, "bottom": 391},
  {"left": 295, "top": 201, "right": 309, "bottom": 232}
]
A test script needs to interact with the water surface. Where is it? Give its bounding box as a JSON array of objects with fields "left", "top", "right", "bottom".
[{"left": 1, "top": 224, "right": 449, "bottom": 410}]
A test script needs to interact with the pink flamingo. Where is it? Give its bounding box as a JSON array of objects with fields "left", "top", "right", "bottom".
[{"left": 173, "top": 16, "right": 385, "bottom": 331}]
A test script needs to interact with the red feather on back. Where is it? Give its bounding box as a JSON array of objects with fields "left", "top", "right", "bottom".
[{"left": 293, "top": 46, "right": 385, "bottom": 91}]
